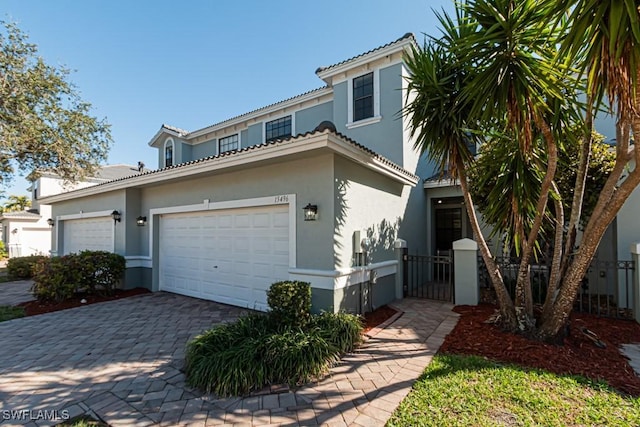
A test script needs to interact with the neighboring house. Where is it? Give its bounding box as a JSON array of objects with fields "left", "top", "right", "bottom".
[{"left": 1, "top": 164, "right": 147, "bottom": 257}]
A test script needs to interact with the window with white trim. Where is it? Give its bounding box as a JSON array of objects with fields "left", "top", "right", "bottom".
[
  {"left": 265, "top": 116, "right": 292, "bottom": 142},
  {"left": 347, "top": 69, "right": 381, "bottom": 128},
  {"left": 164, "top": 139, "right": 174, "bottom": 167},
  {"left": 353, "top": 73, "right": 374, "bottom": 122},
  {"left": 219, "top": 134, "right": 239, "bottom": 153}
]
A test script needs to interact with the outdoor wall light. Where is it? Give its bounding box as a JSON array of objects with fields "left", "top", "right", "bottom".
[
  {"left": 111, "top": 210, "right": 122, "bottom": 224},
  {"left": 303, "top": 203, "right": 318, "bottom": 221},
  {"left": 46, "top": 218, "right": 54, "bottom": 227},
  {"left": 136, "top": 216, "right": 147, "bottom": 226}
]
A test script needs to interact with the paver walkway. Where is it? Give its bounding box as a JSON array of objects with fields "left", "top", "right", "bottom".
[
  {"left": 0, "top": 294, "right": 458, "bottom": 426},
  {"left": 0, "top": 280, "right": 34, "bottom": 306}
]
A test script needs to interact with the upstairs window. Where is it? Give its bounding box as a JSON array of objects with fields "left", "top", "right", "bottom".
[
  {"left": 164, "top": 139, "right": 174, "bottom": 167},
  {"left": 219, "top": 134, "right": 239, "bottom": 153},
  {"left": 353, "top": 72, "right": 374, "bottom": 122},
  {"left": 265, "top": 116, "right": 292, "bottom": 142}
]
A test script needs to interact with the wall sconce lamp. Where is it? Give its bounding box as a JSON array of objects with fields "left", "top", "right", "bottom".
[
  {"left": 111, "top": 210, "right": 122, "bottom": 224},
  {"left": 136, "top": 216, "right": 147, "bottom": 226},
  {"left": 303, "top": 203, "right": 318, "bottom": 221},
  {"left": 46, "top": 218, "right": 55, "bottom": 227}
]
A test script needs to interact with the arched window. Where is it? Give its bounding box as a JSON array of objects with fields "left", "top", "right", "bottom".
[{"left": 164, "top": 138, "right": 174, "bottom": 167}]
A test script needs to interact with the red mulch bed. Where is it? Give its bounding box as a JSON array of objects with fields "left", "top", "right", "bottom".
[
  {"left": 440, "top": 304, "right": 640, "bottom": 396},
  {"left": 17, "top": 288, "right": 150, "bottom": 316},
  {"left": 362, "top": 305, "right": 398, "bottom": 334}
]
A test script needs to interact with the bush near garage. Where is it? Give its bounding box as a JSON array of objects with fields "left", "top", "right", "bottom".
[
  {"left": 185, "top": 281, "right": 364, "bottom": 396},
  {"left": 31, "top": 251, "right": 126, "bottom": 303},
  {"left": 266, "top": 280, "right": 312, "bottom": 328},
  {"left": 7, "top": 255, "right": 48, "bottom": 279}
]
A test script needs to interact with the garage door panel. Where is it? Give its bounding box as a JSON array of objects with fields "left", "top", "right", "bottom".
[
  {"left": 63, "top": 217, "right": 113, "bottom": 255},
  {"left": 159, "top": 204, "right": 289, "bottom": 310}
]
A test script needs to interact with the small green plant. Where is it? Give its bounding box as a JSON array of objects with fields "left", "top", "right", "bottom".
[
  {"left": 0, "top": 241, "right": 8, "bottom": 259},
  {"left": 266, "top": 280, "right": 312, "bottom": 327},
  {"left": 185, "top": 281, "right": 363, "bottom": 396},
  {"left": 7, "top": 255, "right": 48, "bottom": 279}
]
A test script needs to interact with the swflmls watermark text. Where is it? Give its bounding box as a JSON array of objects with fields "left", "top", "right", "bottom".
[{"left": 2, "top": 409, "right": 70, "bottom": 421}]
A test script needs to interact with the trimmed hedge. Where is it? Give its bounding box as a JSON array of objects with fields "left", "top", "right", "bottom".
[
  {"left": 7, "top": 255, "right": 48, "bottom": 279},
  {"left": 266, "top": 280, "right": 312, "bottom": 327},
  {"left": 185, "top": 281, "right": 363, "bottom": 396},
  {"left": 31, "top": 251, "right": 126, "bottom": 302}
]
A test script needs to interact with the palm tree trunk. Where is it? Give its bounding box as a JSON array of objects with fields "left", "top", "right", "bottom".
[
  {"left": 542, "top": 181, "right": 564, "bottom": 320},
  {"left": 560, "top": 97, "right": 594, "bottom": 278},
  {"left": 513, "top": 112, "right": 558, "bottom": 331},
  {"left": 538, "top": 71, "right": 640, "bottom": 340},
  {"left": 457, "top": 157, "right": 517, "bottom": 329}
]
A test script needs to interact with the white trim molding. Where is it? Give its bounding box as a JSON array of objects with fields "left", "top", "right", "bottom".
[
  {"left": 125, "top": 256, "right": 152, "bottom": 268},
  {"left": 289, "top": 260, "right": 397, "bottom": 290}
]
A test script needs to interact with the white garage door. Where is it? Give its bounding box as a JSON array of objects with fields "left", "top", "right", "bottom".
[
  {"left": 63, "top": 217, "right": 114, "bottom": 255},
  {"left": 159, "top": 205, "right": 290, "bottom": 310}
]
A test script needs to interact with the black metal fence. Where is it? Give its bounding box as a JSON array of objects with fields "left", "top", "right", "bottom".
[
  {"left": 478, "top": 255, "right": 635, "bottom": 319},
  {"left": 403, "top": 253, "right": 453, "bottom": 302}
]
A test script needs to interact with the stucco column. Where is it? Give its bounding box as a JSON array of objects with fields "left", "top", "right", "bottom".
[
  {"left": 453, "top": 238, "right": 479, "bottom": 305},
  {"left": 629, "top": 243, "right": 640, "bottom": 323},
  {"left": 394, "top": 239, "right": 407, "bottom": 300}
]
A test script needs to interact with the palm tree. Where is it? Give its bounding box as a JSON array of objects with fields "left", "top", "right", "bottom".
[
  {"left": 407, "top": 0, "right": 574, "bottom": 332},
  {"left": 404, "top": 7, "right": 519, "bottom": 328},
  {"left": 3, "top": 195, "right": 30, "bottom": 212},
  {"left": 537, "top": 0, "right": 640, "bottom": 338}
]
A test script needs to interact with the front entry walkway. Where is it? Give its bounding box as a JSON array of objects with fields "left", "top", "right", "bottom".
[{"left": 0, "top": 295, "right": 458, "bottom": 426}]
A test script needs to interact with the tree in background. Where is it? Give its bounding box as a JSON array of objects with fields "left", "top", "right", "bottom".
[
  {"left": 3, "top": 195, "right": 31, "bottom": 212},
  {"left": 405, "top": 0, "right": 640, "bottom": 340},
  {"left": 0, "top": 21, "right": 111, "bottom": 187}
]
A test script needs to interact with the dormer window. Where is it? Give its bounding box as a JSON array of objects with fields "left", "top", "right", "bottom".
[
  {"left": 265, "top": 116, "right": 292, "bottom": 142},
  {"left": 164, "top": 139, "right": 174, "bottom": 167},
  {"left": 347, "top": 70, "right": 381, "bottom": 129},
  {"left": 219, "top": 134, "right": 239, "bottom": 153}
]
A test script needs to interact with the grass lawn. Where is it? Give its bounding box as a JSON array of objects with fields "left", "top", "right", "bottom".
[
  {"left": 0, "top": 306, "right": 25, "bottom": 322},
  {"left": 388, "top": 354, "right": 640, "bottom": 427}
]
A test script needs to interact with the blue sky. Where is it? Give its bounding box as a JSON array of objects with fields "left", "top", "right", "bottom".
[{"left": 1, "top": 0, "right": 453, "bottom": 199}]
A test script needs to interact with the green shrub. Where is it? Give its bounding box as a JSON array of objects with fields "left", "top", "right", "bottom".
[
  {"left": 30, "top": 251, "right": 126, "bottom": 302},
  {"left": 264, "top": 329, "right": 335, "bottom": 386},
  {"left": 31, "top": 256, "right": 81, "bottom": 302},
  {"left": 186, "top": 290, "right": 364, "bottom": 396},
  {"left": 0, "top": 241, "right": 7, "bottom": 259},
  {"left": 7, "top": 255, "right": 48, "bottom": 279},
  {"left": 311, "top": 311, "right": 364, "bottom": 354},
  {"left": 266, "top": 281, "right": 311, "bottom": 327},
  {"left": 76, "top": 251, "right": 125, "bottom": 296}
]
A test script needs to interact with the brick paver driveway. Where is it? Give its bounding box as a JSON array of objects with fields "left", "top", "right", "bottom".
[
  {"left": 0, "top": 293, "right": 458, "bottom": 427},
  {"left": 0, "top": 293, "right": 246, "bottom": 426}
]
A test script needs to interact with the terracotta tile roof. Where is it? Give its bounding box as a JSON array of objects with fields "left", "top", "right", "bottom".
[
  {"left": 51, "top": 129, "right": 419, "bottom": 194},
  {"left": 161, "top": 87, "right": 330, "bottom": 138},
  {"left": 315, "top": 33, "right": 416, "bottom": 75}
]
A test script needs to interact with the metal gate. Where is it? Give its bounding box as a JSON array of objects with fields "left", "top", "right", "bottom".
[{"left": 403, "top": 253, "right": 453, "bottom": 302}]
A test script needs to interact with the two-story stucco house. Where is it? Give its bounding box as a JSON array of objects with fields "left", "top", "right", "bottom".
[{"left": 40, "top": 34, "right": 473, "bottom": 313}]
